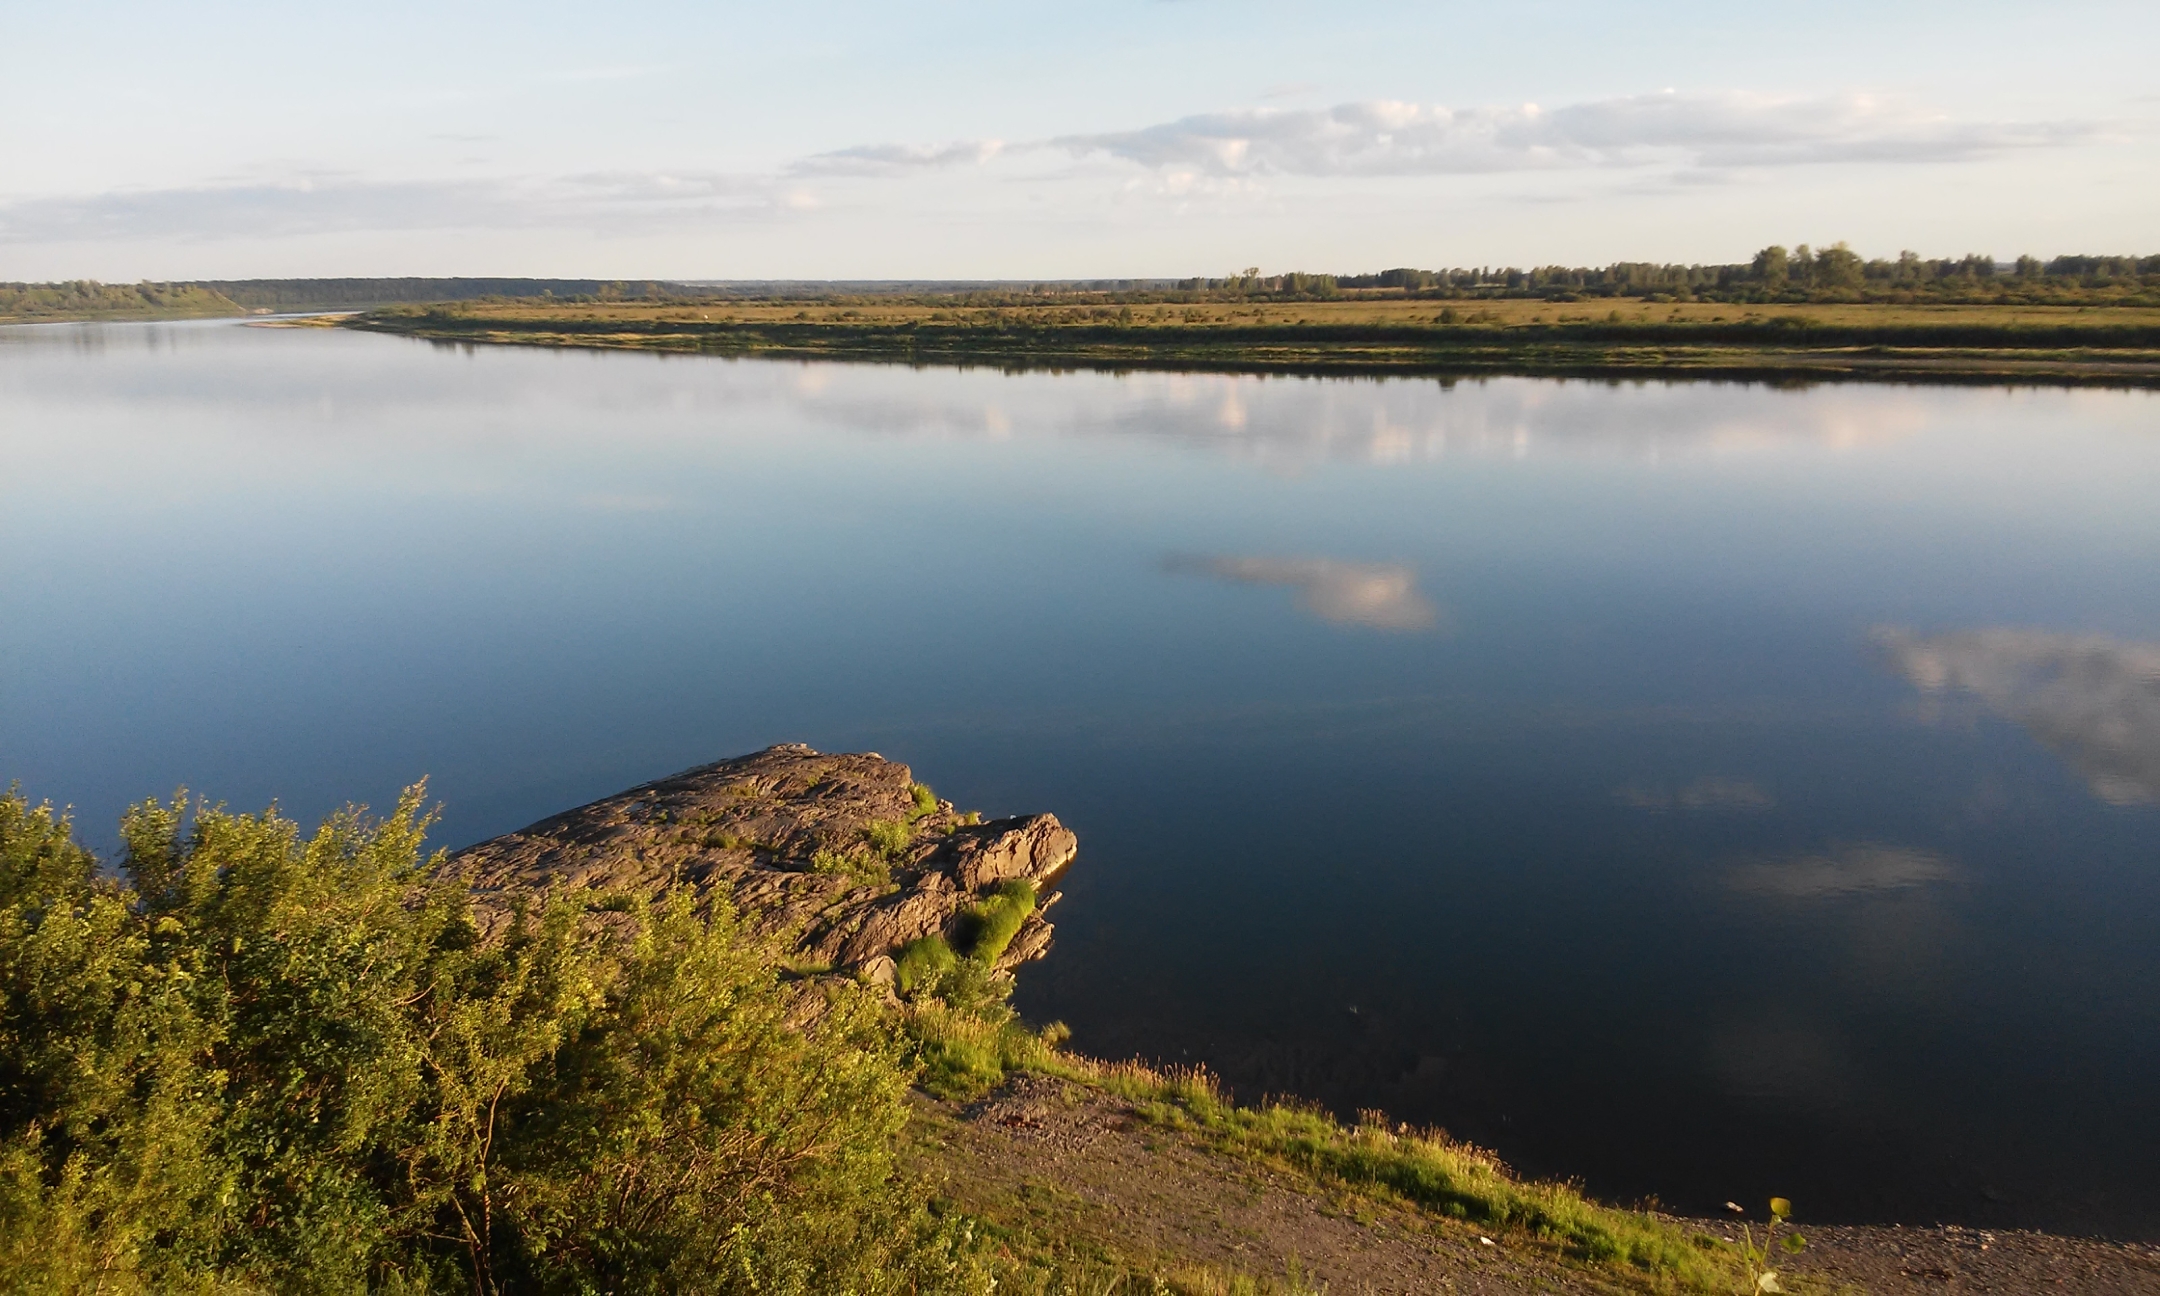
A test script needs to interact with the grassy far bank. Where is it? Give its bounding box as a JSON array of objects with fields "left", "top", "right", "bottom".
[
  {"left": 0, "top": 279, "right": 664, "bottom": 323},
  {"left": 347, "top": 296, "right": 2160, "bottom": 386},
  {"left": 0, "top": 281, "right": 246, "bottom": 324},
  {"left": 0, "top": 783, "right": 1757, "bottom": 1295}
]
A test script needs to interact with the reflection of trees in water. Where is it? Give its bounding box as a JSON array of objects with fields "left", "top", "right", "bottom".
[
  {"left": 763, "top": 369, "right": 1947, "bottom": 468},
  {"left": 1875, "top": 626, "right": 2160, "bottom": 804}
]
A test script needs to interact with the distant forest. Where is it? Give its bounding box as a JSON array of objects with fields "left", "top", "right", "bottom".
[
  {"left": 0, "top": 280, "right": 243, "bottom": 320},
  {"left": 4, "top": 247, "right": 2158, "bottom": 320},
  {"left": 0, "top": 278, "right": 661, "bottom": 320},
  {"left": 1183, "top": 246, "right": 2160, "bottom": 306}
]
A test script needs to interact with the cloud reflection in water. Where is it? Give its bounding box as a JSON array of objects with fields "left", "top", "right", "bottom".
[
  {"left": 1728, "top": 843, "right": 1956, "bottom": 898},
  {"left": 1614, "top": 776, "right": 1774, "bottom": 811},
  {"left": 1874, "top": 626, "right": 2160, "bottom": 805},
  {"left": 1165, "top": 554, "right": 1442, "bottom": 631}
]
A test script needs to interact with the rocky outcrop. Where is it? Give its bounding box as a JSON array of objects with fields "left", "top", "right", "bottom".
[{"left": 448, "top": 744, "right": 1076, "bottom": 983}]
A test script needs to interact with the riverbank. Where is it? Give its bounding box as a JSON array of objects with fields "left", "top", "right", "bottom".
[
  {"left": 0, "top": 281, "right": 245, "bottom": 324},
  {"left": 344, "top": 297, "right": 2160, "bottom": 386},
  {"left": 916, "top": 1069, "right": 2160, "bottom": 1294},
  {"left": 455, "top": 747, "right": 2160, "bottom": 1293},
  {"left": 7, "top": 748, "right": 2155, "bottom": 1291}
]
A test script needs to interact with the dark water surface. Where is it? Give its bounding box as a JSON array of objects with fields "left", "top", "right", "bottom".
[{"left": 5, "top": 320, "right": 2157, "bottom": 1237}]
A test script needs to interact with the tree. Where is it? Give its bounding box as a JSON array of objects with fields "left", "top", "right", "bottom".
[
  {"left": 1752, "top": 245, "right": 1789, "bottom": 292},
  {"left": 1814, "top": 242, "right": 1865, "bottom": 292}
]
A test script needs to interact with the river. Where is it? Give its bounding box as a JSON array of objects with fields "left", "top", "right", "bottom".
[{"left": 4, "top": 318, "right": 2156, "bottom": 1236}]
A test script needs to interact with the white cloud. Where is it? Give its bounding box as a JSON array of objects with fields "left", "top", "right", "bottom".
[
  {"left": 1165, "top": 554, "right": 1441, "bottom": 631},
  {"left": 1054, "top": 91, "right": 2102, "bottom": 178},
  {"left": 793, "top": 139, "right": 1006, "bottom": 177},
  {"left": 0, "top": 87, "right": 2117, "bottom": 258},
  {"left": 0, "top": 172, "right": 787, "bottom": 244},
  {"left": 1875, "top": 626, "right": 2160, "bottom": 805}
]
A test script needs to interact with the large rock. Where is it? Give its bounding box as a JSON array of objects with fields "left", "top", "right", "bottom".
[{"left": 448, "top": 744, "right": 1077, "bottom": 979}]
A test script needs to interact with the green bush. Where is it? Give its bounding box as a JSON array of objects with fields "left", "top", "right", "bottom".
[
  {"left": 0, "top": 785, "right": 975, "bottom": 1295},
  {"left": 812, "top": 846, "right": 891, "bottom": 886},
  {"left": 863, "top": 818, "right": 913, "bottom": 859}
]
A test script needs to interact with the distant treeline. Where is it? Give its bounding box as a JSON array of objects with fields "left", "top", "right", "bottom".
[
  {"left": 0, "top": 280, "right": 241, "bottom": 320},
  {"left": 204, "top": 278, "right": 667, "bottom": 308},
  {"left": 1180, "top": 247, "right": 2160, "bottom": 305},
  {"left": 7, "top": 248, "right": 2159, "bottom": 322},
  {"left": 0, "top": 278, "right": 691, "bottom": 320}
]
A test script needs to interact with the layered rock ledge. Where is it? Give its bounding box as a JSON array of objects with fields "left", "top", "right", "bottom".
[{"left": 450, "top": 744, "right": 1077, "bottom": 987}]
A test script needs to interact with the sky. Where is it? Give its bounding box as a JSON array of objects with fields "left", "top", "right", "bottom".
[{"left": 2, "top": 0, "right": 2155, "bottom": 280}]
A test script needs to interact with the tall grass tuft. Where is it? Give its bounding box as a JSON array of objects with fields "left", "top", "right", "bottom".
[
  {"left": 905, "top": 999, "right": 1059, "bottom": 1099},
  {"left": 896, "top": 934, "right": 958, "bottom": 997},
  {"left": 958, "top": 879, "right": 1035, "bottom": 965},
  {"left": 907, "top": 782, "right": 940, "bottom": 824}
]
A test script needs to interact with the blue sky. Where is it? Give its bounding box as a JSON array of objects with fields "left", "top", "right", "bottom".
[{"left": 2, "top": 0, "right": 2154, "bottom": 279}]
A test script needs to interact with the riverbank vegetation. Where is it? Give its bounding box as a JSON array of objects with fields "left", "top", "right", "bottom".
[
  {"left": 0, "top": 281, "right": 242, "bottom": 323},
  {"left": 2, "top": 783, "right": 1752, "bottom": 1293},
  {"left": 8, "top": 245, "right": 2155, "bottom": 334},
  {"left": 0, "top": 786, "right": 963, "bottom": 1295},
  {"left": 350, "top": 292, "right": 2160, "bottom": 386}
]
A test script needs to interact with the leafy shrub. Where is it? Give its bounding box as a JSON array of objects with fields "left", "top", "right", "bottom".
[
  {"left": 0, "top": 785, "right": 970, "bottom": 1295},
  {"left": 863, "top": 819, "right": 913, "bottom": 859},
  {"left": 812, "top": 846, "right": 891, "bottom": 886}
]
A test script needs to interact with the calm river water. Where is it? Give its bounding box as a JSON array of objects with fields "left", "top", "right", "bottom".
[{"left": 4, "top": 319, "right": 2157, "bottom": 1237}]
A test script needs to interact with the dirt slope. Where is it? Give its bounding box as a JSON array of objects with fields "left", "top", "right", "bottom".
[{"left": 915, "top": 1072, "right": 2160, "bottom": 1295}]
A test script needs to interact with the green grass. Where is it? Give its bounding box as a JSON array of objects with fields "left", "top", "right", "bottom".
[
  {"left": 908, "top": 782, "right": 940, "bottom": 824},
  {"left": 906, "top": 997, "right": 1065, "bottom": 1100},
  {"left": 1040, "top": 1056, "right": 1731, "bottom": 1289},
  {"left": 813, "top": 845, "right": 892, "bottom": 886},
  {"left": 900, "top": 993, "right": 1737, "bottom": 1290},
  {"left": 896, "top": 934, "right": 959, "bottom": 998},
  {"left": 958, "top": 880, "right": 1036, "bottom": 965}
]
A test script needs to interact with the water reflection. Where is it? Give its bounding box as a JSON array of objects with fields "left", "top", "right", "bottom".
[
  {"left": 1613, "top": 776, "right": 1774, "bottom": 811},
  {"left": 1164, "top": 554, "right": 1442, "bottom": 630},
  {"left": 767, "top": 369, "right": 1949, "bottom": 467},
  {"left": 1875, "top": 626, "right": 2160, "bottom": 805},
  {"left": 1708, "top": 1019, "right": 1859, "bottom": 1105},
  {"left": 7, "top": 321, "right": 2160, "bottom": 1237},
  {"left": 2, "top": 320, "right": 2123, "bottom": 472},
  {"left": 1728, "top": 843, "right": 1957, "bottom": 898}
]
